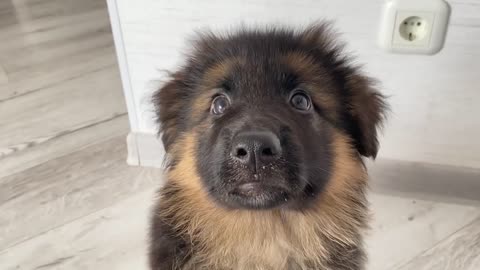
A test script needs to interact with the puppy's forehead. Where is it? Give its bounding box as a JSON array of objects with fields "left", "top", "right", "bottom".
[{"left": 199, "top": 51, "right": 325, "bottom": 91}]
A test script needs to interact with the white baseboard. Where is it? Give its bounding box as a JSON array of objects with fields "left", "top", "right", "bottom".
[
  {"left": 126, "top": 132, "right": 165, "bottom": 168},
  {"left": 368, "top": 159, "right": 480, "bottom": 205}
]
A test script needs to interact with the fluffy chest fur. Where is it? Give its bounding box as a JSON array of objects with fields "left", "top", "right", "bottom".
[{"left": 179, "top": 212, "right": 362, "bottom": 270}]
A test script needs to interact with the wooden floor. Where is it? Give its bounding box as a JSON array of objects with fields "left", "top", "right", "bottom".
[{"left": 0, "top": 1, "right": 479, "bottom": 269}]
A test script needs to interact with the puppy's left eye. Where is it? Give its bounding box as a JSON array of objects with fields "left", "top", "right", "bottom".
[
  {"left": 211, "top": 95, "right": 230, "bottom": 115},
  {"left": 290, "top": 91, "right": 312, "bottom": 111}
]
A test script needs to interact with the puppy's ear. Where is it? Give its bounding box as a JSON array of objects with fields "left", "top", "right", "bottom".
[
  {"left": 345, "top": 75, "right": 387, "bottom": 159},
  {"left": 152, "top": 72, "right": 188, "bottom": 152},
  {"left": 299, "top": 23, "right": 387, "bottom": 158}
]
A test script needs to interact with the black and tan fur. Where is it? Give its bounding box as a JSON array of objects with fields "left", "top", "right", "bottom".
[{"left": 149, "top": 23, "right": 387, "bottom": 270}]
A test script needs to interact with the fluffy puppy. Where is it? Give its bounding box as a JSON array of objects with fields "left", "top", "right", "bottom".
[{"left": 149, "top": 22, "right": 387, "bottom": 270}]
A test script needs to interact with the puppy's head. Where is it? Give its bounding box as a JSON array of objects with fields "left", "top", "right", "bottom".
[{"left": 154, "top": 23, "right": 387, "bottom": 210}]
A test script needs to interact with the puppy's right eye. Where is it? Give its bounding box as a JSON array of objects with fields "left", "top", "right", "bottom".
[
  {"left": 290, "top": 91, "right": 312, "bottom": 111},
  {"left": 211, "top": 95, "right": 230, "bottom": 115}
]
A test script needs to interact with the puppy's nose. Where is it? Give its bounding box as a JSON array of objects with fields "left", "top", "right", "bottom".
[{"left": 231, "top": 131, "right": 281, "bottom": 166}]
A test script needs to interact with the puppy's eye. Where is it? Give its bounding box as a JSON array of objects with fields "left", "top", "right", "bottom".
[
  {"left": 290, "top": 91, "right": 312, "bottom": 111},
  {"left": 211, "top": 95, "right": 230, "bottom": 115}
]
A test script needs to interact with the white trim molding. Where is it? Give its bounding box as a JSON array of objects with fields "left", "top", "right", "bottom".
[{"left": 106, "top": 0, "right": 139, "bottom": 131}]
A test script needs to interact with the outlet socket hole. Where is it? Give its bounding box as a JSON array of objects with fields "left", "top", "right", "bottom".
[{"left": 399, "top": 16, "right": 427, "bottom": 42}]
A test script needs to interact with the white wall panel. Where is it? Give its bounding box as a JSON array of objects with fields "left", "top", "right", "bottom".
[{"left": 112, "top": 0, "right": 480, "bottom": 168}]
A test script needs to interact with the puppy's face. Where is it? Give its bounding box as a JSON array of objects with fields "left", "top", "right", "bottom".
[
  {"left": 154, "top": 25, "right": 386, "bottom": 210},
  {"left": 196, "top": 58, "right": 333, "bottom": 210}
]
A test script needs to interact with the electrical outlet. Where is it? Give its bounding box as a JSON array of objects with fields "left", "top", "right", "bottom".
[
  {"left": 398, "top": 16, "right": 428, "bottom": 42},
  {"left": 378, "top": 0, "right": 451, "bottom": 55}
]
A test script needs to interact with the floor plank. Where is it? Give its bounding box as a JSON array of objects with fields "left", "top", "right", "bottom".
[
  {"left": 366, "top": 193, "right": 480, "bottom": 270},
  {"left": 0, "top": 45, "right": 117, "bottom": 101},
  {"left": 0, "top": 63, "right": 7, "bottom": 84},
  {"left": 0, "top": 0, "right": 114, "bottom": 100},
  {"left": 396, "top": 218, "right": 480, "bottom": 270},
  {"left": 0, "top": 66, "right": 126, "bottom": 159},
  {"left": 0, "top": 189, "right": 154, "bottom": 270},
  {"left": 0, "top": 0, "right": 104, "bottom": 30},
  {"left": 0, "top": 1, "right": 108, "bottom": 52},
  {"left": 0, "top": 114, "right": 128, "bottom": 179},
  {"left": 0, "top": 21, "right": 113, "bottom": 75},
  {"left": 0, "top": 135, "right": 161, "bottom": 250}
]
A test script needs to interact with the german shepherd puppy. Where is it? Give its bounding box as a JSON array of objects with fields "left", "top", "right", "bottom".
[{"left": 149, "top": 23, "right": 387, "bottom": 270}]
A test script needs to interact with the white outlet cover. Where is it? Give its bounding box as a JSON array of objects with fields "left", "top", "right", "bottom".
[{"left": 378, "top": 0, "right": 451, "bottom": 55}]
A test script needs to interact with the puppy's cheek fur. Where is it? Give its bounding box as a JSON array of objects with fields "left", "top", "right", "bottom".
[
  {"left": 171, "top": 130, "right": 209, "bottom": 191},
  {"left": 326, "top": 131, "right": 367, "bottom": 197}
]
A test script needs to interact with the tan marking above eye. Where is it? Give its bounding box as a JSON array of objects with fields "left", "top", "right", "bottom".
[
  {"left": 190, "top": 57, "right": 245, "bottom": 120},
  {"left": 281, "top": 52, "right": 340, "bottom": 121},
  {"left": 200, "top": 57, "right": 245, "bottom": 89}
]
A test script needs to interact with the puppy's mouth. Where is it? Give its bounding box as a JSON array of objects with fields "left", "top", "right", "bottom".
[{"left": 228, "top": 182, "right": 290, "bottom": 209}]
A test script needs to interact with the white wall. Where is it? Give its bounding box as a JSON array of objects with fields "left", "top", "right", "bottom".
[{"left": 111, "top": 0, "right": 480, "bottom": 169}]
